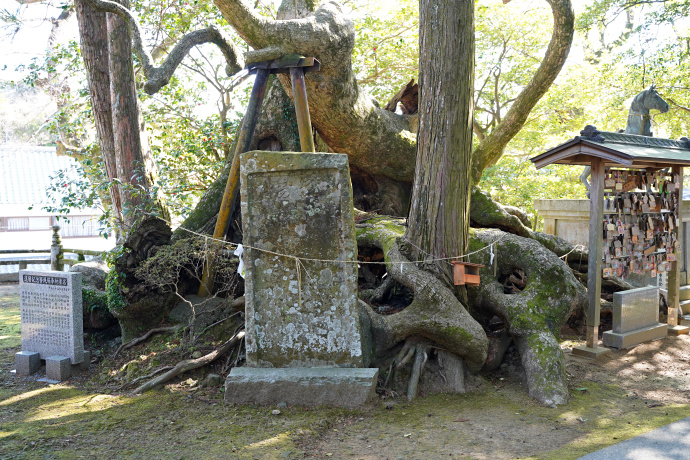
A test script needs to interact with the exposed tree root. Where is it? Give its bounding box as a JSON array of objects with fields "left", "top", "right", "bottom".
[
  {"left": 132, "top": 330, "right": 245, "bottom": 394},
  {"left": 406, "top": 341, "right": 431, "bottom": 401},
  {"left": 113, "top": 325, "right": 181, "bottom": 358},
  {"left": 470, "top": 187, "right": 589, "bottom": 268},
  {"left": 117, "top": 366, "right": 174, "bottom": 390},
  {"left": 468, "top": 229, "right": 588, "bottom": 406},
  {"left": 370, "top": 275, "right": 395, "bottom": 304},
  {"left": 357, "top": 216, "right": 489, "bottom": 374}
]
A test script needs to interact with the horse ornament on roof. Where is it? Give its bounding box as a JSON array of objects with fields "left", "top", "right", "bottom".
[{"left": 579, "top": 85, "right": 670, "bottom": 196}]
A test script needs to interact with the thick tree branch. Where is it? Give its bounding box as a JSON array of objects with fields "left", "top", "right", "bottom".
[
  {"left": 470, "top": 0, "right": 574, "bottom": 183},
  {"left": 208, "top": 0, "right": 418, "bottom": 183},
  {"left": 84, "top": 0, "right": 244, "bottom": 95}
]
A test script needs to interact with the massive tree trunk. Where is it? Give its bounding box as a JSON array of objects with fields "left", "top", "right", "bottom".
[
  {"left": 75, "top": 0, "right": 122, "bottom": 224},
  {"left": 77, "top": 0, "right": 168, "bottom": 234},
  {"left": 212, "top": 0, "right": 417, "bottom": 184},
  {"left": 406, "top": 0, "right": 475, "bottom": 279}
]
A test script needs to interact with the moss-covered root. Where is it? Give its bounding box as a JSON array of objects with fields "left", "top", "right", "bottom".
[
  {"left": 467, "top": 229, "right": 587, "bottom": 406},
  {"left": 470, "top": 188, "right": 589, "bottom": 268},
  {"left": 357, "top": 216, "right": 488, "bottom": 373},
  {"left": 514, "top": 331, "right": 568, "bottom": 407},
  {"left": 470, "top": 187, "right": 532, "bottom": 238}
]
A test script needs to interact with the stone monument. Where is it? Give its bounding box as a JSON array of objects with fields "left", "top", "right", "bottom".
[
  {"left": 15, "top": 270, "right": 88, "bottom": 382},
  {"left": 603, "top": 286, "right": 668, "bottom": 348},
  {"left": 224, "top": 152, "right": 377, "bottom": 407}
]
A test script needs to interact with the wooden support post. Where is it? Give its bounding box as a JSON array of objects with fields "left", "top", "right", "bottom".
[
  {"left": 290, "top": 67, "right": 315, "bottom": 153},
  {"left": 572, "top": 158, "right": 611, "bottom": 359},
  {"left": 668, "top": 165, "right": 689, "bottom": 335},
  {"left": 198, "top": 69, "right": 270, "bottom": 297}
]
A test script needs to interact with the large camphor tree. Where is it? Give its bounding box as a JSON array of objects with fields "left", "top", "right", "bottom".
[{"left": 77, "top": 0, "right": 585, "bottom": 405}]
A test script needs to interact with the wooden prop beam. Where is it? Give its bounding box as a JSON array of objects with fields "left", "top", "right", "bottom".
[{"left": 572, "top": 157, "right": 611, "bottom": 359}]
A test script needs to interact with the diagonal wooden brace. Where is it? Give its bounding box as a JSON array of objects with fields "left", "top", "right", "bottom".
[{"left": 198, "top": 56, "right": 320, "bottom": 296}]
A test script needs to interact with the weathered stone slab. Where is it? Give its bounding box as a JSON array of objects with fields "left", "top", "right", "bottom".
[
  {"left": 19, "top": 270, "right": 84, "bottom": 364},
  {"left": 612, "top": 286, "right": 660, "bottom": 334},
  {"left": 240, "top": 152, "right": 362, "bottom": 368},
  {"left": 14, "top": 351, "right": 40, "bottom": 375},
  {"left": 603, "top": 323, "right": 668, "bottom": 349},
  {"left": 224, "top": 367, "right": 378, "bottom": 408}
]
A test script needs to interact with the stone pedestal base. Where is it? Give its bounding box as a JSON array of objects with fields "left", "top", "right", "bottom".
[
  {"left": 571, "top": 345, "right": 611, "bottom": 360},
  {"left": 15, "top": 351, "right": 40, "bottom": 375},
  {"left": 668, "top": 325, "right": 690, "bottom": 336},
  {"left": 45, "top": 356, "right": 71, "bottom": 382},
  {"left": 224, "top": 367, "right": 378, "bottom": 408},
  {"left": 603, "top": 323, "right": 668, "bottom": 349}
]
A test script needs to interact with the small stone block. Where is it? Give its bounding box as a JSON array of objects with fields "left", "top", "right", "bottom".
[
  {"left": 571, "top": 345, "right": 611, "bottom": 360},
  {"left": 668, "top": 325, "right": 690, "bottom": 336},
  {"left": 15, "top": 351, "right": 41, "bottom": 375},
  {"left": 45, "top": 355, "right": 71, "bottom": 382},
  {"left": 603, "top": 323, "right": 668, "bottom": 349},
  {"left": 224, "top": 367, "right": 378, "bottom": 408}
]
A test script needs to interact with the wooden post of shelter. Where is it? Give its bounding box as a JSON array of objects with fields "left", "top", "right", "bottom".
[
  {"left": 572, "top": 157, "right": 611, "bottom": 359},
  {"left": 667, "top": 165, "right": 690, "bottom": 335}
]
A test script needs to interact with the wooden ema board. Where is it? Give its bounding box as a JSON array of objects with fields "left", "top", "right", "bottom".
[{"left": 451, "top": 262, "right": 484, "bottom": 287}]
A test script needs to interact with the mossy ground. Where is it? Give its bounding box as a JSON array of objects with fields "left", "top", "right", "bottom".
[{"left": 1, "top": 283, "right": 689, "bottom": 459}]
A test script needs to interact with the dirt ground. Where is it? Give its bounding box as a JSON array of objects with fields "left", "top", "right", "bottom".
[{"left": 1, "top": 282, "right": 690, "bottom": 460}]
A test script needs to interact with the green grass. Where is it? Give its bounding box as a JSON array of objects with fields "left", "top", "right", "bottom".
[
  {"left": 0, "top": 286, "right": 21, "bottom": 349},
  {"left": 1, "top": 283, "right": 688, "bottom": 459}
]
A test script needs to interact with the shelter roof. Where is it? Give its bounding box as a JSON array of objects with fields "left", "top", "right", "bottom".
[{"left": 530, "top": 126, "right": 690, "bottom": 170}]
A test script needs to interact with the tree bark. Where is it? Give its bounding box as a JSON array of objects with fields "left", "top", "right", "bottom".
[
  {"left": 406, "top": 0, "right": 475, "bottom": 273},
  {"left": 75, "top": 0, "right": 122, "bottom": 224},
  {"left": 212, "top": 0, "right": 417, "bottom": 183},
  {"left": 108, "top": 0, "right": 146, "bottom": 226},
  {"left": 107, "top": 0, "right": 166, "bottom": 230}
]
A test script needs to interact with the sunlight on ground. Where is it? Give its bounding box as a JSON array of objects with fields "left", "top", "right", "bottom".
[
  {"left": 0, "top": 430, "right": 17, "bottom": 439},
  {"left": 244, "top": 431, "right": 293, "bottom": 450},
  {"left": 0, "top": 387, "right": 58, "bottom": 407},
  {"left": 0, "top": 385, "right": 130, "bottom": 424},
  {"left": 25, "top": 392, "right": 129, "bottom": 423}
]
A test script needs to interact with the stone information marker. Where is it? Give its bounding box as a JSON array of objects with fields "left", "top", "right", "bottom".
[
  {"left": 603, "top": 286, "right": 667, "bottom": 348},
  {"left": 15, "top": 270, "right": 86, "bottom": 381},
  {"left": 224, "top": 152, "right": 377, "bottom": 407}
]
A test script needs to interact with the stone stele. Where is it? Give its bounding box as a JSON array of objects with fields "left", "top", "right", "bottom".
[
  {"left": 225, "top": 151, "right": 376, "bottom": 407},
  {"left": 240, "top": 151, "right": 363, "bottom": 368},
  {"left": 603, "top": 286, "right": 667, "bottom": 348},
  {"left": 18, "top": 270, "right": 84, "bottom": 364}
]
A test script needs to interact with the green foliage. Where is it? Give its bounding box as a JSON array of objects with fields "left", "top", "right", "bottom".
[
  {"left": 351, "top": 0, "right": 419, "bottom": 103},
  {"left": 40, "top": 155, "right": 114, "bottom": 237},
  {"left": 479, "top": 154, "right": 587, "bottom": 229},
  {"left": 142, "top": 73, "right": 242, "bottom": 219},
  {"left": 105, "top": 269, "right": 127, "bottom": 312},
  {"left": 82, "top": 287, "right": 109, "bottom": 314},
  {"left": 474, "top": 1, "right": 552, "bottom": 134}
]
